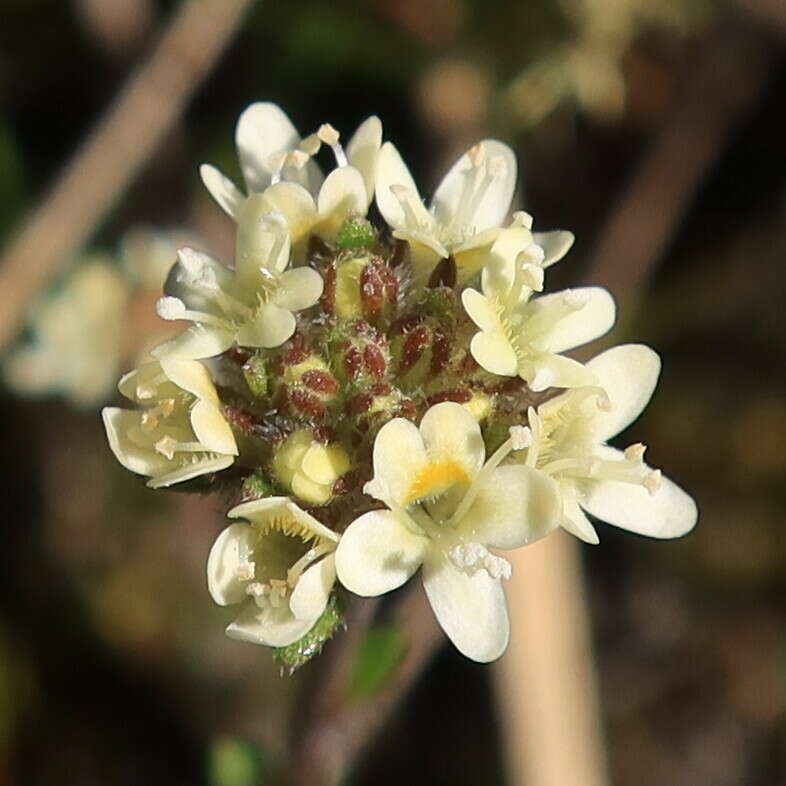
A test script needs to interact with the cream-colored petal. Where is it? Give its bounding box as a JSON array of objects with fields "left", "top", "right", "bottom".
[
  {"left": 273, "top": 267, "right": 323, "bottom": 311},
  {"left": 147, "top": 454, "right": 234, "bottom": 488},
  {"left": 461, "top": 288, "right": 498, "bottom": 332},
  {"left": 151, "top": 325, "right": 235, "bottom": 361},
  {"left": 419, "top": 401, "right": 485, "bottom": 478},
  {"left": 315, "top": 166, "right": 368, "bottom": 235},
  {"left": 346, "top": 115, "right": 382, "bottom": 207},
  {"left": 199, "top": 164, "right": 243, "bottom": 218},
  {"left": 586, "top": 344, "right": 661, "bottom": 442},
  {"left": 462, "top": 465, "right": 561, "bottom": 548},
  {"left": 580, "top": 447, "right": 698, "bottom": 539},
  {"left": 375, "top": 142, "right": 426, "bottom": 229},
  {"left": 534, "top": 230, "right": 574, "bottom": 267},
  {"left": 470, "top": 330, "right": 518, "bottom": 377},
  {"left": 371, "top": 418, "right": 429, "bottom": 506},
  {"left": 236, "top": 303, "right": 296, "bottom": 349},
  {"left": 289, "top": 553, "right": 335, "bottom": 621},
  {"left": 431, "top": 140, "right": 516, "bottom": 232},
  {"left": 227, "top": 601, "right": 316, "bottom": 648},
  {"left": 291, "top": 472, "right": 332, "bottom": 505},
  {"left": 535, "top": 287, "right": 616, "bottom": 353},
  {"left": 561, "top": 490, "right": 600, "bottom": 544},
  {"left": 525, "top": 352, "right": 596, "bottom": 392},
  {"left": 160, "top": 357, "right": 219, "bottom": 404},
  {"left": 229, "top": 497, "right": 339, "bottom": 543},
  {"left": 102, "top": 407, "right": 169, "bottom": 477},
  {"left": 479, "top": 226, "right": 532, "bottom": 298},
  {"left": 335, "top": 510, "right": 428, "bottom": 597},
  {"left": 190, "top": 399, "right": 238, "bottom": 456},
  {"left": 206, "top": 522, "right": 256, "bottom": 606},
  {"left": 254, "top": 183, "right": 318, "bottom": 245},
  {"left": 421, "top": 552, "right": 509, "bottom": 663},
  {"left": 235, "top": 101, "right": 323, "bottom": 195}
]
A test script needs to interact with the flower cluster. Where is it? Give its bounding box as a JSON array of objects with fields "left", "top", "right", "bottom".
[{"left": 103, "top": 102, "right": 697, "bottom": 664}]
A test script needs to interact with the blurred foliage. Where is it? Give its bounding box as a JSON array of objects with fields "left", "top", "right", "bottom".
[{"left": 348, "top": 624, "right": 408, "bottom": 702}]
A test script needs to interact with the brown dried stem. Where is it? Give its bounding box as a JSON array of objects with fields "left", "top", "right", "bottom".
[{"left": 0, "top": 0, "right": 256, "bottom": 352}]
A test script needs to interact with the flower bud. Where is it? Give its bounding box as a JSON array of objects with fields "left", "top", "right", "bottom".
[
  {"left": 272, "top": 429, "right": 351, "bottom": 505},
  {"left": 270, "top": 341, "right": 339, "bottom": 418}
]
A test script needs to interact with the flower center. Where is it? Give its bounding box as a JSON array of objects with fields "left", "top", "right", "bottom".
[{"left": 404, "top": 461, "right": 469, "bottom": 505}]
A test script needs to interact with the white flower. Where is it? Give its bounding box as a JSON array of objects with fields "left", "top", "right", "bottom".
[
  {"left": 335, "top": 402, "right": 561, "bottom": 662},
  {"left": 200, "top": 102, "right": 382, "bottom": 246},
  {"left": 375, "top": 139, "right": 518, "bottom": 284},
  {"left": 207, "top": 497, "right": 339, "bottom": 647},
  {"left": 4, "top": 258, "right": 129, "bottom": 407},
  {"left": 102, "top": 358, "right": 238, "bottom": 488},
  {"left": 120, "top": 227, "right": 201, "bottom": 291},
  {"left": 152, "top": 213, "right": 322, "bottom": 359},
  {"left": 461, "top": 222, "right": 615, "bottom": 390},
  {"left": 518, "top": 344, "right": 698, "bottom": 544}
]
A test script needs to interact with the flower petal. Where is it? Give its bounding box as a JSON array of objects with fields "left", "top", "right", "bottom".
[
  {"left": 462, "top": 465, "right": 561, "bottom": 548},
  {"left": 199, "top": 164, "right": 243, "bottom": 218},
  {"left": 525, "top": 352, "right": 597, "bottom": 391},
  {"left": 431, "top": 140, "right": 516, "bottom": 233},
  {"left": 235, "top": 303, "right": 296, "bottom": 349},
  {"left": 316, "top": 166, "right": 368, "bottom": 235},
  {"left": 419, "top": 401, "right": 485, "bottom": 479},
  {"left": 102, "top": 407, "right": 169, "bottom": 477},
  {"left": 227, "top": 602, "right": 316, "bottom": 648},
  {"left": 190, "top": 399, "right": 238, "bottom": 456},
  {"left": 335, "top": 510, "right": 427, "bottom": 597},
  {"left": 274, "top": 266, "right": 324, "bottom": 311},
  {"left": 462, "top": 288, "right": 498, "bottom": 332},
  {"left": 206, "top": 522, "right": 256, "bottom": 606},
  {"left": 560, "top": 489, "right": 599, "bottom": 544},
  {"left": 235, "top": 102, "right": 323, "bottom": 195},
  {"left": 371, "top": 418, "right": 429, "bottom": 506},
  {"left": 151, "top": 325, "right": 235, "bottom": 361},
  {"left": 160, "top": 357, "right": 219, "bottom": 403},
  {"left": 346, "top": 116, "right": 382, "bottom": 208},
  {"left": 229, "top": 497, "right": 339, "bottom": 544},
  {"left": 586, "top": 344, "right": 661, "bottom": 442},
  {"left": 252, "top": 183, "right": 318, "bottom": 246},
  {"left": 147, "top": 455, "right": 234, "bottom": 488},
  {"left": 422, "top": 553, "right": 509, "bottom": 662},
  {"left": 534, "top": 230, "right": 574, "bottom": 267},
  {"left": 580, "top": 449, "right": 698, "bottom": 539},
  {"left": 289, "top": 553, "right": 335, "bottom": 621},
  {"left": 534, "top": 287, "right": 616, "bottom": 353},
  {"left": 470, "top": 330, "right": 518, "bottom": 377},
  {"left": 375, "top": 142, "right": 425, "bottom": 229}
]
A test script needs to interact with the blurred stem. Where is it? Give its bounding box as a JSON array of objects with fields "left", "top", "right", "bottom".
[
  {"left": 286, "top": 586, "right": 442, "bottom": 786},
  {"left": 496, "top": 532, "right": 609, "bottom": 786},
  {"left": 0, "top": 0, "right": 256, "bottom": 352}
]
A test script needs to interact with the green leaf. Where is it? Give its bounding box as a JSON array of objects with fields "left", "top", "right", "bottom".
[
  {"left": 348, "top": 624, "right": 408, "bottom": 702},
  {"left": 273, "top": 595, "right": 345, "bottom": 672}
]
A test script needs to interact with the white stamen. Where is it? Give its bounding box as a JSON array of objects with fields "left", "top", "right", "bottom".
[
  {"left": 266, "top": 151, "right": 288, "bottom": 185},
  {"left": 317, "top": 123, "right": 348, "bottom": 167},
  {"left": 235, "top": 559, "right": 256, "bottom": 582},
  {"left": 299, "top": 133, "right": 322, "bottom": 156},
  {"left": 285, "top": 150, "right": 310, "bottom": 170},
  {"left": 509, "top": 425, "right": 532, "bottom": 451},
  {"left": 512, "top": 211, "right": 534, "bottom": 229}
]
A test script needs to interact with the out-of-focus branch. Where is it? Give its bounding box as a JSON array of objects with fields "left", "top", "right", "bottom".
[
  {"left": 583, "top": 21, "right": 776, "bottom": 337},
  {"left": 0, "top": 0, "right": 256, "bottom": 352},
  {"left": 497, "top": 532, "right": 609, "bottom": 786},
  {"left": 287, "top": 586, "right": 443, "bottom": 786}
]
